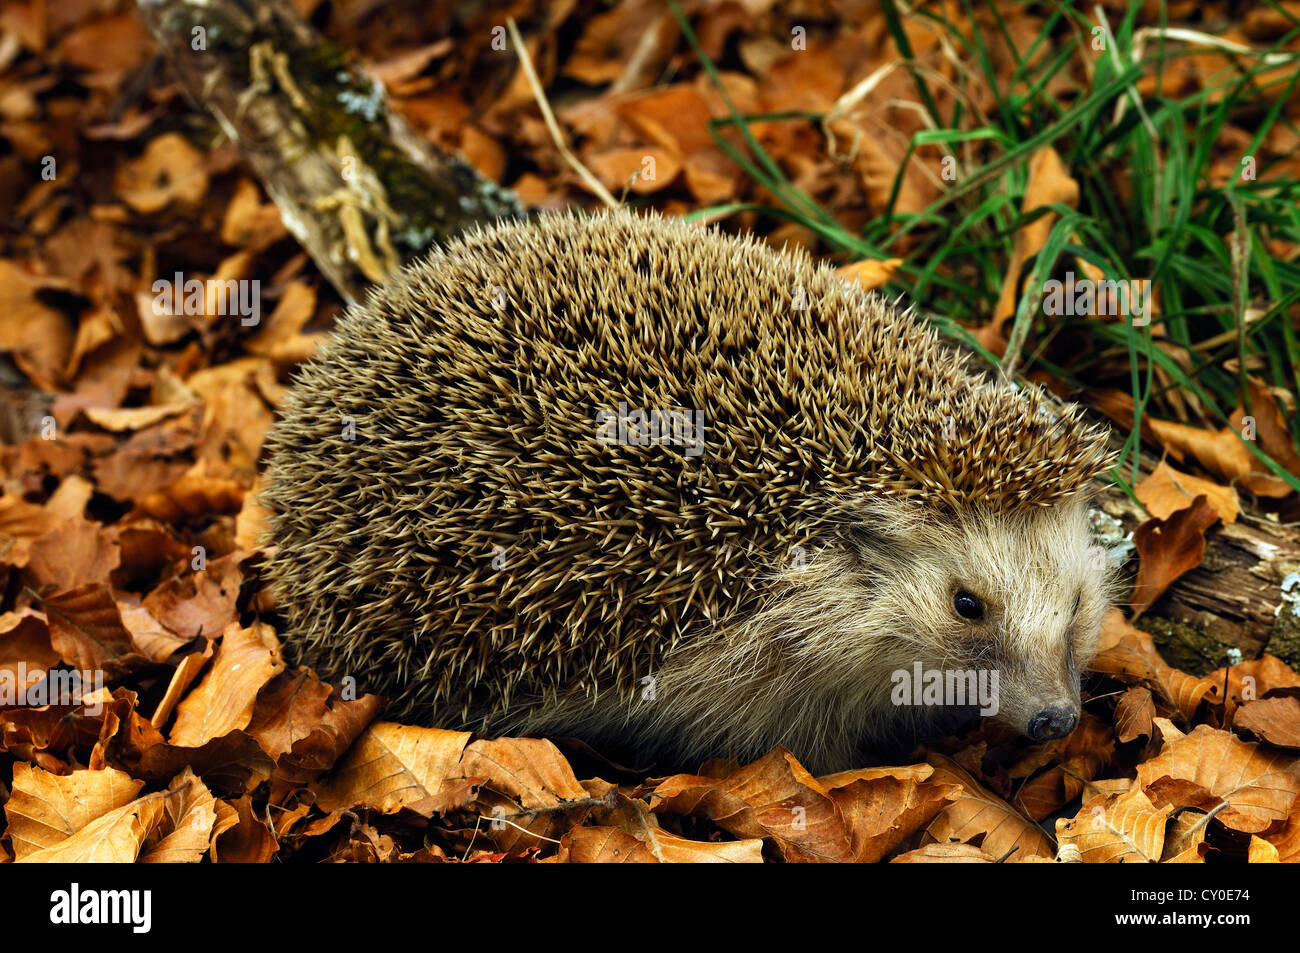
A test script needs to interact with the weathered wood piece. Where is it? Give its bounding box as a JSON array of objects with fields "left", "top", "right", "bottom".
[
  {"left": 137, "top": 0, "right": 524, "bottom": 304},
  {"left": 1097, "top": 487, "right": 1300, "bottom": 674}
]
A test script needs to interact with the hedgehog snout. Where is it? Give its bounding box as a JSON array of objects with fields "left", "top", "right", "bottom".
[{"left": 1026, "top": 704, "right": 1079, "bottom": 741}]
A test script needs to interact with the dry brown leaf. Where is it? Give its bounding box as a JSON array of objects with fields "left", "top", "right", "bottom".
[
  {"left": 83, "top": 402, "right": 193, "bottom": 432},
  {"left": 1115, "top": 686, "right": 1156, "bottom": 743},
  {"left": 817, "top": 763, "right": 935, "bottom": 788},
  {"left": 1012, "top": 712, "right": 1115, "bottom": 820},
  {"left": 43, "top": 474, "right": 94, "bottom": 521},
  {"left": 244, "top": 282, "right": 316, "bottom": 354},
  {"left": 0, "top": 494, "right": 59, "bottom": 565},
  {"left": 220, "top": 177, "right": 288, "bottom": 251},
  {"left": 141, "top": 550, "right": 243, "bottom": 640},
  {"left": 313, "top": 721, "right": 472, "bottom": 814},
  {"left": 836, "top": 257, "right": 903, "bottom": 291},
  {"left": 1233, "top": 696, "right": 1300, "bottom": 749},
  {"left": 5, "top": 762, "right": 144, "bottom": 860},
  {"left": 830, "top": 773, "right": 962, "bottom": 862},
  {"left": 0, "top": 260, "right": 74, "bottom": 391},
  {"left": 1056, "top": 786, "right": 1171, "bottom": 863},
  {"left": 586, "top": 147, "right": 681, "bottom": 195},
  {"left": 1143, "top": 414, "right": 1292, "bottom": 498},
  {"left": 1201, "top": 654, "right": 1300, "bottom": 723},
  {"left": 59, "top": 12, "right": 153, "bottom": 75},
  {"left": 1249, "top": 834, "right": 1281, "bottom": 862},
  {"left": 652, "top": 747, "right": 856, "bottom": 862},
  {"left": 1265, "top": 813, "right": 1300, "bottom": 862},
  {"left": 134, "top": 465, "right": 247, "bottom": 524},
  {"left": 210, "top": 794, "right": 277, "bottom": 862},
  {"left": 922, "top": 753, "right": 1055, "bottom": 860},
  {"left": 1091, "top": 609, "right": 1213, "bottom": 720},
  {"left": 0, "top": 608, "right": 59, "bottom": 684},
  {"left": 1235, "top": 377, "right": 1300, "bottom": 482},
  {"left": 139, "top": 768, "right": 217, "bottom": 863},
  {"left": 1135, "top": 724, "right": 1300, "bottom": 834},
  {"left": 1161, "top": 810, "right": 1209, "bottom": 863},
  {"left": 24, "top": 517, "right": 120, "bottom": 592},
  {"left": 557, "top": 825, "right": 658, "bottom": 863},
  {"left": 168, "top": 621, "right": 284, "bottom": 747},
  {"left": 890, "top": 843, "right": 998, "bottom": 863},
  {"left": 1136, "top": 460, "right": 1239, "bottom": 524},
  {"left": 1131, "top": 496, "right": 1220, "bottom": 617},
  {"left": 980, "top": 145, "right": 1079, "bottom": 354},
  {"left": 18, "top": 789, "right": 170, "bottom": 862},
  {"left": 250, "top": 676, "right": 381, "bottom": 785},
  {"left": 115, "top": 132, "right": 209, "bottom": 214},
  {"left": 147, "top": 650, "right": 212, "bottom": 738},
  {"left": 458, "top": 736, "right": 591, "bottom": 811},
  {"left": 119, "top": 603, "right": 190, "bottom": 662},
  {"left": 42, "top": 584, "right": 138, "bottom": 673}
]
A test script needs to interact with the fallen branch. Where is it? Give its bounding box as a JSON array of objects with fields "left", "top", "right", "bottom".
[{"left": 136, "top": 0, "right": 524, "bottom": 304}]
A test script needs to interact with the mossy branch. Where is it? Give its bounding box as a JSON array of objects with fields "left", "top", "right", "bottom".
[{"left": 136, "top": 0, "right": 524, "bottom": 304}]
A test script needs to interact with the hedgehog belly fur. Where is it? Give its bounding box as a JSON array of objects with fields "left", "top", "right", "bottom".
[{"left": 260, "top": 209, "right": 1114, "bottom": 773}]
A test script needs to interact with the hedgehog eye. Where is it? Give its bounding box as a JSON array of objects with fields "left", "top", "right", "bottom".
[{"left": 953, "top": 590, "right": 984, "bottom": 621}]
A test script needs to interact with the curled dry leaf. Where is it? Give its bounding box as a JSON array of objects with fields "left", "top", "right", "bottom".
[
  {"left": 921, "top": 754, "right": 1055, "bottom": 861},
  {"left": 1056, "top": 786, "right": 1172, "bottom": 863},
  {"left": 1011, "top": 711, "right": 1115, "bottom": 821},
  {"left": 141, "top": 550, "right": 244, "bottom": 641},
  {"left": 1115, "top": 686, "right": 1157, "bottom": 743},
  {"left": 149, "top": 640, "right": 214, "bottom": 728},
  {"left": 653, "top": 747, "right": 865, "bottom": 862},
  {"left": 1161, "top": 810, "right": 1209, "bottom": 863},
  {"left": 210, "top": 794, "right": 278, "bottom": 863},
  {"left": 1233, "top": 696, "right": 1300, "bottom": 749},
  {"left": 119, "top": 602, "right": 191, "bottom": 663},
  {"left": 0, "top": 608, "right": 60, "bottom": 682},
  {"left": 1266, "top": 813, "right": 1300, "bottom": 862},
  {"left": 247, "top": 672, "right": 382, "bottom": 783},
  {"left": 979, "top": 145, "right": 1079, "bottom": 354},
  {"left": 828, "top": 773, "right": 962, "bottom": 862},
  {"left": 1091, "top": 609, "right": 1212, "bottom": 721},
  {"left": 17, "top": 788, "right": 172, "bottom": 862},
  {"left": 1130, "top": 495, "right": 1221, "bottom": 617},
  {"left": 83, "top": 402, "right": 194, "bottom": 433},
  {"left": 168, "top": 621, "right": 284, "bottom": 747},
  {"left": 836, "top": 257, "right": 903, "bottom": 291},
  {"left": 890, "top": 843, "right": 999, "bottom": 863},
  {"left": 139, "top": 768, "right": 217, "bottom": 863},
  {"left": 1201, "top": 654, "right": 1300, "bottom": 723},
  {"left": 114, "top": 132, "right": 209, "bottom": 214},
  {"left": 1136, "top": 460, "right": 1239, "bottom": 524},
  {"left": 133, "top": 466, "right": 247, "bottom": 524}
]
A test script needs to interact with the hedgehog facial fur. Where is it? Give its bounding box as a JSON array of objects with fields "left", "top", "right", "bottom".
[{"left": 260, "top": 208, "right": 1116, "bottom": 774}]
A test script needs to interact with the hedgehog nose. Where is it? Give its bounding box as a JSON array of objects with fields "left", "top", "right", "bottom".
[{"left": 1027, "top": 706, "right": 1078, "bottom": 742}]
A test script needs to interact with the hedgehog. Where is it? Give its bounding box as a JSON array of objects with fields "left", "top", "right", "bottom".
[{"left": 260, "top": 209, "right": 1115, "bottom": 774}]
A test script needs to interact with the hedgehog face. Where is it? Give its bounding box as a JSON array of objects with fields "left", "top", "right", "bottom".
[{"left": 846, "top": 497, "right": 1111, "bottom": 744}]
